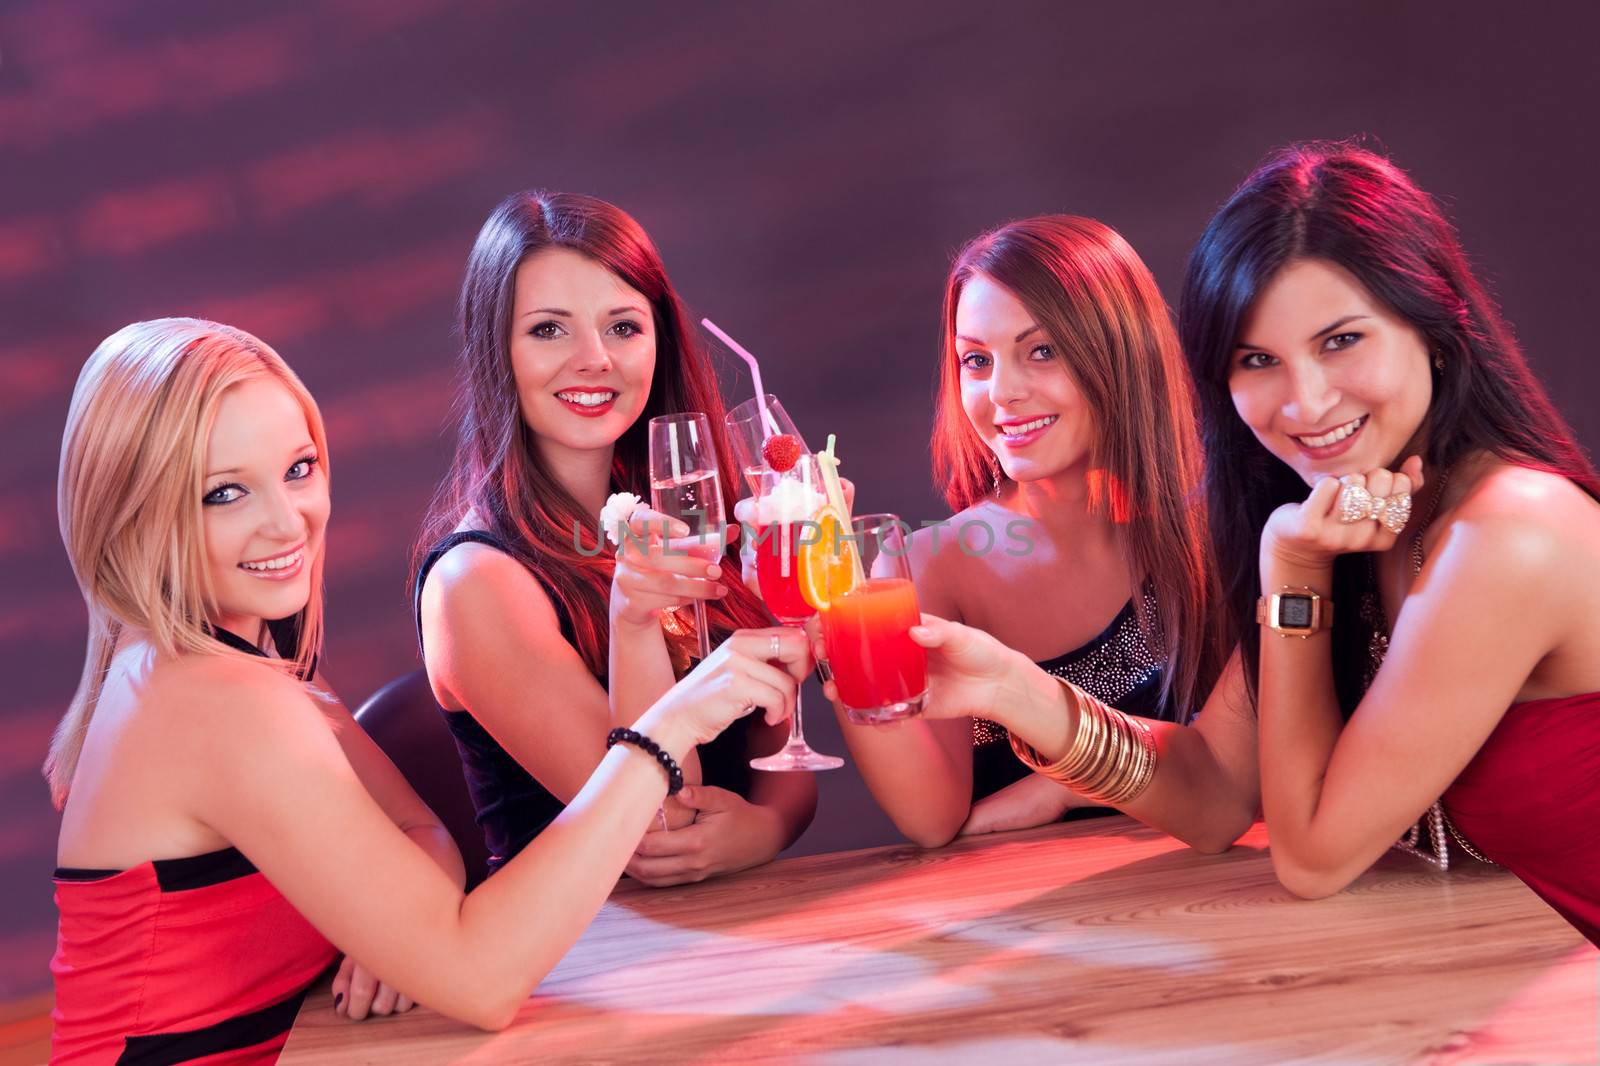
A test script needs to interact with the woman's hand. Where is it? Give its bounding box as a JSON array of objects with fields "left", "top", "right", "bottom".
[
  {"left": 644, "top": 627, "right": 813, "bottom": 750},
  {"left": 624, "top": 784, "right": 786, "bottom": 886},
  {"left": 809, "top": 613, "right": 1020, "bottom": 724},
  {"left": 959, "top": 774, "right": 1083, "bottom": 837},
  {"left": 331, "top": 956, "right": 415, "bottom": 1021},
  {"left": 610, "top": 506, "right": 728, "bottom": 631},
  {"left": 1262, "top": 457, "right": 1425, "bottom": 571},
  {"left": 905, "top": 614, "right": 1023, "bottom": 723}
]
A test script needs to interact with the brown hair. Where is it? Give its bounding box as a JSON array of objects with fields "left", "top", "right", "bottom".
[
  {"left": 932, "top": 215, "right": 1223, "bottom": 716},
  {"left": 417, "top": 191, "right": 768, "bottom": 676}
]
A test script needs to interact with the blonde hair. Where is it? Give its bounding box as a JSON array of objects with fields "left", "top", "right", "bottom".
[{"left": 47, "top": 318, "right": 330, "bottom": 808}]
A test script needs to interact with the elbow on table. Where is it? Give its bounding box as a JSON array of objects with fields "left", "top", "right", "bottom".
[
  {"left": 893, "top": 811, "right": 961, "bottom": 850},
  {"left": 1271, "top": 853, "right": 1351, "bottom": 901},
  {"left": 458, "top": 994, "right": 523, "bottom": 1033},
  {"left": 903, "top": 825, "right": 959, "bottom": 849},
  {"left": 1181, "top": 806, "right": 1256, "bottom": 856},
  {"left": 431, "top": 971, "right": 532, "bottom": 1032}
]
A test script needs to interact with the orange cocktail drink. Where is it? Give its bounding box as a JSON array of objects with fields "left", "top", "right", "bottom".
[
  {"left": 826, "top": 576, "right": 927, "bottom": 722},
  {"left": 812, "top": 513, "right": 927, "bottom": 724}
]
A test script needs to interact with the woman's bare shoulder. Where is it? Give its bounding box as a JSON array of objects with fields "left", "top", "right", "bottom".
[
  {"left": 1426, "top": 461, "right": 1600, "bottom": 607},
  {"left": 140, "top": 647, "right": 319, "bottom": 722}
]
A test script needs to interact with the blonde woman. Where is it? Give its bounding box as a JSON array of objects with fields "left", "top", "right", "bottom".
[{"left": 47, "top": 318, "right": 806, "bottom": 1063}]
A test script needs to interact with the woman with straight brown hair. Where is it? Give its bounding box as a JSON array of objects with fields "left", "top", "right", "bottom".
[
  {"left": 415, "top": 191, "right": 816, "bottom": 887},
  {"left": 828, "top": 215, "right": 1259, "bottom": 851}
]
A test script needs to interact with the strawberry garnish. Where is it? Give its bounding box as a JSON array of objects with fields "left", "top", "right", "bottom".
[{"left": 761, "top": 433, "right": 802, "bottom": 473}]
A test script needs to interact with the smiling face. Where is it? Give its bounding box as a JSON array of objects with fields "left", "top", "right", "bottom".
[
  {"left": 509, "top": 246, "right": 657, "bottom": 466},
  {"left": 954, "top": 272, "right": 1095, "bottom": 486},
  {"left": 201, "top": 376, "right": 329, "bottom": 639},
  {"left": 1229, "top": 257, "right": 1434, "bottom": 486}
]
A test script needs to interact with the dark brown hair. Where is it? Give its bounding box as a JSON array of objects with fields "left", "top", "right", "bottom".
[
  {"left": 418, "top": 191, "right": 768, "bottom": 675},
  {"left": 1180, "top": 141, "right": 1600, "bottom": 710}
]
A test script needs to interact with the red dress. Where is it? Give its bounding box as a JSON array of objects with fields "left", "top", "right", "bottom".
[
  {"left": 1442, "top": 692, "right": 1600, "bottom": 946},
  {"left": 51, "top": 846, "right": 338, "bottom": 1064}
]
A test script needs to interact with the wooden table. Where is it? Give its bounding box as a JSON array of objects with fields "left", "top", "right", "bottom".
[{"left": 280, "top": 818, "right": 1598, "bottom": 1064}]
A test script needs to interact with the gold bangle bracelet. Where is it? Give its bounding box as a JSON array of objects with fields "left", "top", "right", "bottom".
[{"left": 1007, "top": 678, "right": 1160, "bottom": 806}]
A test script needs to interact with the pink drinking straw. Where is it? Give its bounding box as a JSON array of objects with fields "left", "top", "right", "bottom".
[{"left": 701, "top": 318, "right": 780, "bottom": 439}]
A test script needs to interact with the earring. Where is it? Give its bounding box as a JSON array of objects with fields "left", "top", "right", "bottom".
[
  {"left": 1433, "top": 350, "right": 1445, "bottom": 372},
  {"left": 991, "top": 459, "right": 1003, "bottom": 498}
]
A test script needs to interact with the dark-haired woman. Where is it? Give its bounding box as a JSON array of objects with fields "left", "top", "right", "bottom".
[
  {"left": 416, "top": 192, "right": 815, "bottom": 886},
  {"left": 1180, "top": 142, "right": 1600, "bottom": 943},
  {"left": 826, "top": 216, "right": 1259, "bottom": 852}
]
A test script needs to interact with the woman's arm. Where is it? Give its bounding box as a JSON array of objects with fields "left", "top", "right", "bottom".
[
  {"left": 958, "top": 654, "right": 1258, "bottom": 850},
  {"left": 420, "top": 544, "right": 620, "bottom": 804},
  {"left": 1119, "top": 654, "right": 1258, "bottom": 853},
  {"left": 190, "top": 629, "right": 809, "bottom": 1031},
  {"left": 622, "top": 713, "right": 818, "bottom": 886},
  {"left": 311, "top": 674, "right": 467, "bottom": 1018},
  {"left": 312, "top": 673, "right": 465, "bottom": 888},
  {"left": 906, "top": 618, "right": 1259, "bottom": 853},
  {"left": 1255, "top": 472, "right": 1566, "bottom": 897}
]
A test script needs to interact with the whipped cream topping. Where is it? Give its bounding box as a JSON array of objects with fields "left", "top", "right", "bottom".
[{"left": 754, "top": 476, "right": 827, "bottom": 525}]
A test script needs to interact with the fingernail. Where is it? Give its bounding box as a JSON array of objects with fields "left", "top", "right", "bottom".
[
  {"left": 715, "top": 585, "right": 729, "bottom": 596},
  {"left": 334, "top": 993, "right": 344, "bottom": 1010},
  {"left": 706, "top": 564, "right": 722, "bottom": 578}
]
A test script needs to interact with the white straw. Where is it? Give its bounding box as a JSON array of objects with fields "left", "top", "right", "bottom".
[{"left": 701, "top": 317, "right": 780, "bottom": 438}]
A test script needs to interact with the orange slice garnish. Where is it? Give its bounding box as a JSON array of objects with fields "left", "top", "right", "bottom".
[{"left": 798, "top": 506, "right": 859, "bottom": 611}]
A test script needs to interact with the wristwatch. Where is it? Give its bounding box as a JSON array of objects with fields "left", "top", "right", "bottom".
[{"left": 1256, "top": 585, "right": 1333, "bottom": 638}]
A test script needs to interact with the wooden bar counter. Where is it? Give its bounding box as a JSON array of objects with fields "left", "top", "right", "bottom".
[{"left": 280, "top": 817, "right": 1597, "bottom": 1064}]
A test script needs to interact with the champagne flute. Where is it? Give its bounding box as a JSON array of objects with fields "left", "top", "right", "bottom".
[
  {"left": 725, "top": 394, "right": 808, "bottom": 495},
  {"left": 647, "top": 413, "right": 725, "bottom": 662}
]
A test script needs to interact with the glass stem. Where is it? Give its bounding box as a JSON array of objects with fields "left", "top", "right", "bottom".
[
  {"left": 787, "top": 687, "right": 806, "bottom": 748},
  {"left": 693, "top": 600, "right": 711, "bottom": 660}
]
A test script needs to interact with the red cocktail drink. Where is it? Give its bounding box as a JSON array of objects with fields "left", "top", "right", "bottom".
[
  {"left": 825, "top": 576, "right": 927, "bottom": 723},
  {"left": 755, "top": 523, "right": 817, "bottom": 623}
]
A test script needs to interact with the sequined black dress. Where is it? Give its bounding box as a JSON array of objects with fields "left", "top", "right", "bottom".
[{"left": 971, "top": 585, "right": 1172, "bottom": 808}]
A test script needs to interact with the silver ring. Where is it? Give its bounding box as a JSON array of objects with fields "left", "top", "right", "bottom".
[{"left": 769, "top": 633, "right": 782, "bottom": 659}]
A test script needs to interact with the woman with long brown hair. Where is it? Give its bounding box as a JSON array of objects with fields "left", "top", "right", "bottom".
[
  {"left": 1180, "top": 142, "right": 1600, "bottom": 940},
  {"left": 48, "top": 317, "right": 807, "bottom": 1060},
  {"left": 827, "top": 216, "right": 1258, "bottom": 851},
  {"left": 415, "top": 191, "right": 815, "bottom": 886}
]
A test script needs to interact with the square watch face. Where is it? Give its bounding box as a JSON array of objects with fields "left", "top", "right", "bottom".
[{"left": 1279, "top": 594, "right": 1314, "bottom": 628}]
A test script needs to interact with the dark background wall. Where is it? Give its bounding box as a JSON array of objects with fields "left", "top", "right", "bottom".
[{"left": 2, "top": 0, "right": 1595, "bottom": 1001}]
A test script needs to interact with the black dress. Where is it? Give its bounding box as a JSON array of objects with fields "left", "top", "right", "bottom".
[
  {"left": 415, "top": 531, "right": 752, "bottom": 875},
  {"left": 971, "top": 585, "right": 1171, "bottom": 812}
]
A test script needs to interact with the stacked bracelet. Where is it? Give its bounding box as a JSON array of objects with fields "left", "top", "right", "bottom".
[
  {"left": 606, "top": 727, "right": 685, "bottom": 796},
  {"left": 1008, "top": 679, "right": 1157, "bottom": 805}
]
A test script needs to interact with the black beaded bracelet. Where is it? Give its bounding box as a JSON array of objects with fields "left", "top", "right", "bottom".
[{"left": 606, "top": 727, "right": 685, "bottom": 796}]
